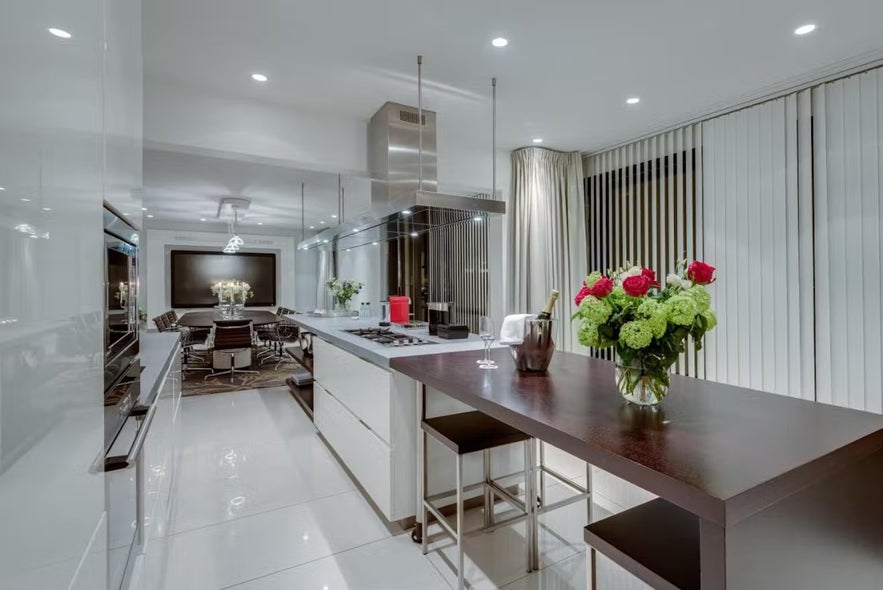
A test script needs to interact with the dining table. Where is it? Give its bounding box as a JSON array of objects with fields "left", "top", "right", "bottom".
[{"left": 176, "top": 310, "right": 280, "bottom": 328}]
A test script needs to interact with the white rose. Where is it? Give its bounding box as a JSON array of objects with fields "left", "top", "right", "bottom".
[
  {"left": 666, "top": 274, "right": 683, "bottom": 288},
  {"left": 623, "top": 266, "right": 643, "bottom": 279}
]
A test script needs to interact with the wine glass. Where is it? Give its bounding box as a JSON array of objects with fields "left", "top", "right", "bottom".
[{"left": 478, "top": 315, "right": 497, "bottom": 369}]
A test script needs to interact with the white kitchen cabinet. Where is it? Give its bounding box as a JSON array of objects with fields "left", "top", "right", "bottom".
[{"left": 312, "top": 339, "right": 416, "bottom": 522}]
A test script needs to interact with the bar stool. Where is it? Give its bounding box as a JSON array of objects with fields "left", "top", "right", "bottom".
[{"left": 421, "top": 410, "right": 537, "bottom": 590}]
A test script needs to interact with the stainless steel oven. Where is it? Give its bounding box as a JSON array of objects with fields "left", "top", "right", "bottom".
[
  {"left": 104, "top": 363, "right": 153, "bottom": 590},
  {"left": 104, "top": 204, "right": 140, "bottom": 392}
]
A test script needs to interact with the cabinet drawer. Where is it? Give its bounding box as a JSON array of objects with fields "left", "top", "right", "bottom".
[
  {"left": 314, "top": 338, "right": 391, "bottom": 442},
  {"left": 314, "top": 383, "right": 392, "bottom": 518}
]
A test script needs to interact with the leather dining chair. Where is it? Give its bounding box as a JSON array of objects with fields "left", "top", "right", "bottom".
[{"left": 204, "top": 322, "right": 259, "bottom": 383}]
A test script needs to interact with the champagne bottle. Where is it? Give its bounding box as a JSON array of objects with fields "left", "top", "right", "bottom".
[{"left": 536, "top": 289, "right": 560, "bottom": 320}]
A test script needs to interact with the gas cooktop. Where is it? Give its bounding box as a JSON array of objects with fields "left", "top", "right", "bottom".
[{"left": 344, "top": 328, "right": 435, "bottom": 347}]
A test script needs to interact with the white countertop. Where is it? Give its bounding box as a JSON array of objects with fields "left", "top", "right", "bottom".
[{"left": 285, "top": 314, "right": 496, "bottom": 368}]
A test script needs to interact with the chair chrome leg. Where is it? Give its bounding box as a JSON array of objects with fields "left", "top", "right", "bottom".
[{"left": 456, "top": 454, "right": 465, "bottom": 590}]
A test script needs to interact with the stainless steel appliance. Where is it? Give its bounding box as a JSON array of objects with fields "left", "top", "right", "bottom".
[
  {"left": 344, "top": 328, "right": 435, "bottom": 347},
  {"left": 104, "top": 204, "right": 140, "bottom": 392},
  {"left": 103, "top": 362, "right": 150, "bottom": 590},
  {"left": 103, "top": 202, "right": 145, "bottom": 590},
  {"left": 427, "top": 301, "right": 453, "bottom": 335}
]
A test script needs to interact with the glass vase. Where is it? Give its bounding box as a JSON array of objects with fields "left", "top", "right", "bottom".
[{"left": 615, "top": 358, "right": 670, "bottom": 406}]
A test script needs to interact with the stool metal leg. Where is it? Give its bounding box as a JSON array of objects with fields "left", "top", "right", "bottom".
[
  {"left": 483, "top": 448, "right": 493, "bottom": 528},
  {"left": 589, "top": 546, "right": 598, "bottom": 590},
  {"left": 456, "top": 454, "right": 465, "bottom": 590},
  {"left": 586, "top": 461, "right": 594, "bottom": 524},
  {"left": 421, "top": 428, "right": 428, "bottom": 555},
  {"left": 539, "top": 441, "right": 546, "bottom": 506}
]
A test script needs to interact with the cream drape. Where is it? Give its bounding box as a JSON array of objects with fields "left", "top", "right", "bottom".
[{"left": 510, "top": 148, "right": 587, "bottom": 353}]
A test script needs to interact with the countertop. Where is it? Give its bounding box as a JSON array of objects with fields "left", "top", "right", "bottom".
[
  {"left": 391, "top": 347, "right": 883, "bottom": 527},
  {"left": 286, "top": 314, "right": 494, "bottom": 368},
  {"left": 139, "top": 331, "right": 180, "bottom": 407}
]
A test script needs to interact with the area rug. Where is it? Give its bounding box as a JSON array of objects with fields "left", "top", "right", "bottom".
[{"left": 182, "top": 349, "right": 301, "bottom": 397}]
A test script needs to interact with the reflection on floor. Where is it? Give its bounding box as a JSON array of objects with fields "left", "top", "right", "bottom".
[{"left": 142, "top": 387, "right": 649, "bottom": 589}]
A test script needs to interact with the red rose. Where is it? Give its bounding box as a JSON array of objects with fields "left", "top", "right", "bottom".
[
  {"left": 641, "top": 267, "right": 660, "bottom": 287},
  {"left": 686, "top": 261, "right": 716, "bottom": 285},
  {"left": 587, "top": 276, "right": 614, "bottom": 298},
  {"left": 574, "top": 285, "right": 591, "bottom": 306},
  {"left": 622, "top": 275, "right": 652, "bottom": 297}
]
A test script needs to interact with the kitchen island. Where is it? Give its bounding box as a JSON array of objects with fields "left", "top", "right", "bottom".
[
  {"left": 286, "top": 314, "right": 512, "bottom": 527},
  {"left": 390, "top": 347, "right": 883, "bottom": 589}
]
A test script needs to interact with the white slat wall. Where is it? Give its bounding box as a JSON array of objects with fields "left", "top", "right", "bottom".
[
  {"left": 584, "top": 126, "right": 702, "bottom": 374},
  {"left": 813, "top": 69, "right": 883, "bottom": 413},
  {"left": 701, "top": 94, "right": 815, "bottom": 398}
]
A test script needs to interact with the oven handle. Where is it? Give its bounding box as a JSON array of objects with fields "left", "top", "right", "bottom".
[{"left": 104, "top": 399, "right": 157, "bottom": 472}]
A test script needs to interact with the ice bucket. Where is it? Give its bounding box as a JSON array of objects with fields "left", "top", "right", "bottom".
[{"left": 509, "top": 318, "right": 555, "bottom": 372}]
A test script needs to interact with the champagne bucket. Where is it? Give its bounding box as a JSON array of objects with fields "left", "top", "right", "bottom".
[{"left": 510, "top": 319, "right": 555, "bottom": 372}]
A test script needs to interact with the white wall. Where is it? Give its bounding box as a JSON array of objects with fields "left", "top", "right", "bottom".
[{"left": 143, "top": 228, "right": 305, "bottom": 321}]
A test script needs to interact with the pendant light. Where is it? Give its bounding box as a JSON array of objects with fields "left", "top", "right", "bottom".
[{"left": 223, "top": 205, "right": 245, "bottom": 253}]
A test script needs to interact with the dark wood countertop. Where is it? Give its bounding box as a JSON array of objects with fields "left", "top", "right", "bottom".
[{"left": 391, "top": 348, "right": 883, "bottom": 526}]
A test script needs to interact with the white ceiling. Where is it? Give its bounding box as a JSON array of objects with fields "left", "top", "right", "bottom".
[
  {"left": 144, "top": 0, "right": 883, "bottom": 154},
  {"left": 142, "top": 148, "right": 371, "bottom": 231}
]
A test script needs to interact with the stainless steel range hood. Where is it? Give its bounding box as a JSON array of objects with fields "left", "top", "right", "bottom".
[{"left": 298, "top": 65, "right": 505, "bottom": 251}]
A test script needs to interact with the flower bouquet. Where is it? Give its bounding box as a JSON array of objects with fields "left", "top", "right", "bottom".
[
  {"left": 326, "top": 277, "right": 363, "bottom": 314},
  {"left": 210, "top": 280, "right": 253, "bottom": 317},
  {"left": 573, "top": 260, "right": 717, "bottom": 405}
]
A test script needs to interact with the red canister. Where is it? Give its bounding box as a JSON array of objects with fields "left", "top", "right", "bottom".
[{"left": 389, "top": 296, "right": 410, "bottom": 324}]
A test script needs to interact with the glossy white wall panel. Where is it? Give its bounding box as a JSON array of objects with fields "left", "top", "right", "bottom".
[{"left": 0, "top": 0, "right": 141, "bottom": 587}]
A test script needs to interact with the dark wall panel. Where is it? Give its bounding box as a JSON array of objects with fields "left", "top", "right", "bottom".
[{"left": 170, "top": 250, "right": 276, "bottom": 307}]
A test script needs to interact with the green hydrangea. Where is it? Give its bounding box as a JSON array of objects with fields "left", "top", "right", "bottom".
[
  {"left": 701, "top": 309, "right": 717, "bottom": 331},
  {"left": 636, "top": 299, "right": 667, "bottom": 338},
  {"left": 580, "top": 296, "right": 612, "bottom": 324},
  {"left": 619, "top": 321, "right": 654, "bottom": 349},
  {"left": 686, "top": 285, "right": 711, "bottom": 312},
  {"left": 585, "top": 271, "right": 602, "bottom": 288},
  {"left": 666, "top": 295, "right": 698, "bottom": 326},
  {"left": 578, "top": 321, "right": 601, "bottom": 348},
  {"left": 607, "top": 285, "right": 631, "bottom": 307}
]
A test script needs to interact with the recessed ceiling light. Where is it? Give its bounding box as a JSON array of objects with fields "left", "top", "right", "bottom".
[
  {"left": 402, "top": 210, "right": 412, "bottom": 216},
  {"left": 146, "top": 214, "right": 154, "bottom": 218},
  {"left": 20, "top": 198, "right": 31, "bottom": 202},
  {"left": 309, "top": 225, "right": 315, "bottom": 229},
  {"left": 257, "top": 222, "right": 263, "bottom": 225},
  {"left": 251, "top": 73, "right": 268, "bottom": 82},
  {"left": 48, "top": 28, "right": 72, "bottom": 39},
  {"left": 331, "top": 214, "right": 338, "bottom": 219},
  {"left": 473, "top": 216, "right": 483, "bottom": 221},
  {"left": 532, "top": 138, "right": 543, "bottom": 144},
  {"left": 200, "top": 217, "right": 206, "bottom": 221},
  {"left": 141, "top": 207, "right": 148, "bottom": 211},
  {"left": 410, "top": 232, "right": 418, "bottom": 237},
  {"left": 42, "top": 207, "right": 52, "bottom": 211},
  {"left": 794, "top": 24, "right": 816, "bottom": 35},
  {"left": 320, "top": 220, "right": 325, "bottom": 224},
  {"left": 372, "top": 242, "right": 378, "bottom": 246},
  {"left": 0, "top": 186, "right": 5, "bottom": 190},
  {"left": 626, "top": 97, "right": 641, "bottom": 105},
  {"left": 346, "top": 249, "right": 351, "bottom": 252},
  {"left": 122, "top": 212, "right": 129, "bottom": 216},
  {"left": 352, "top": 228, "right": 360, "bottom": 233},
  {"left": 491, "top": 37, "right": 508, "bottom": 48}
]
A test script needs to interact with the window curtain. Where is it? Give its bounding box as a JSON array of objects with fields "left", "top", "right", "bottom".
[{"left": 510, "top": 148, "right": 587, "bottom": 353}]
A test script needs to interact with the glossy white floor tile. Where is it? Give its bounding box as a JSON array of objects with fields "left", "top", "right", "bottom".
[
  {"left": 227, "top": 535, "right": 450, "bottom": 590},
  {"left": 147, "top": 387, "right": 644, "bottom": 590}
]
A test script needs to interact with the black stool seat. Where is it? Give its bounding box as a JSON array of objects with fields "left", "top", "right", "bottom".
[{"left": 422, "top": 411, "right": 531, "bottom": 455}]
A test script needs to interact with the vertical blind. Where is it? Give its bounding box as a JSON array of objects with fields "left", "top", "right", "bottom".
[
  {"left": 701, "top": 94, "right": 815, "bottom": 399},
  {"left": 583, "top": 64, "right": 883, "bottom": 413},
  {"left": 812, "top": 69, "right": 883, "bottom": 413},
  {"left": 428, "top": 206, "right": 490, "bottom": 333},
  {"left": 584, "top": 126, "right": 702, "bottom": 374}
]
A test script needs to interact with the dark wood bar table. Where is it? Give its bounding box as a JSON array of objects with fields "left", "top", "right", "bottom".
[{"left": 391, "top": 348, "right": 883, "bottom": 590}]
